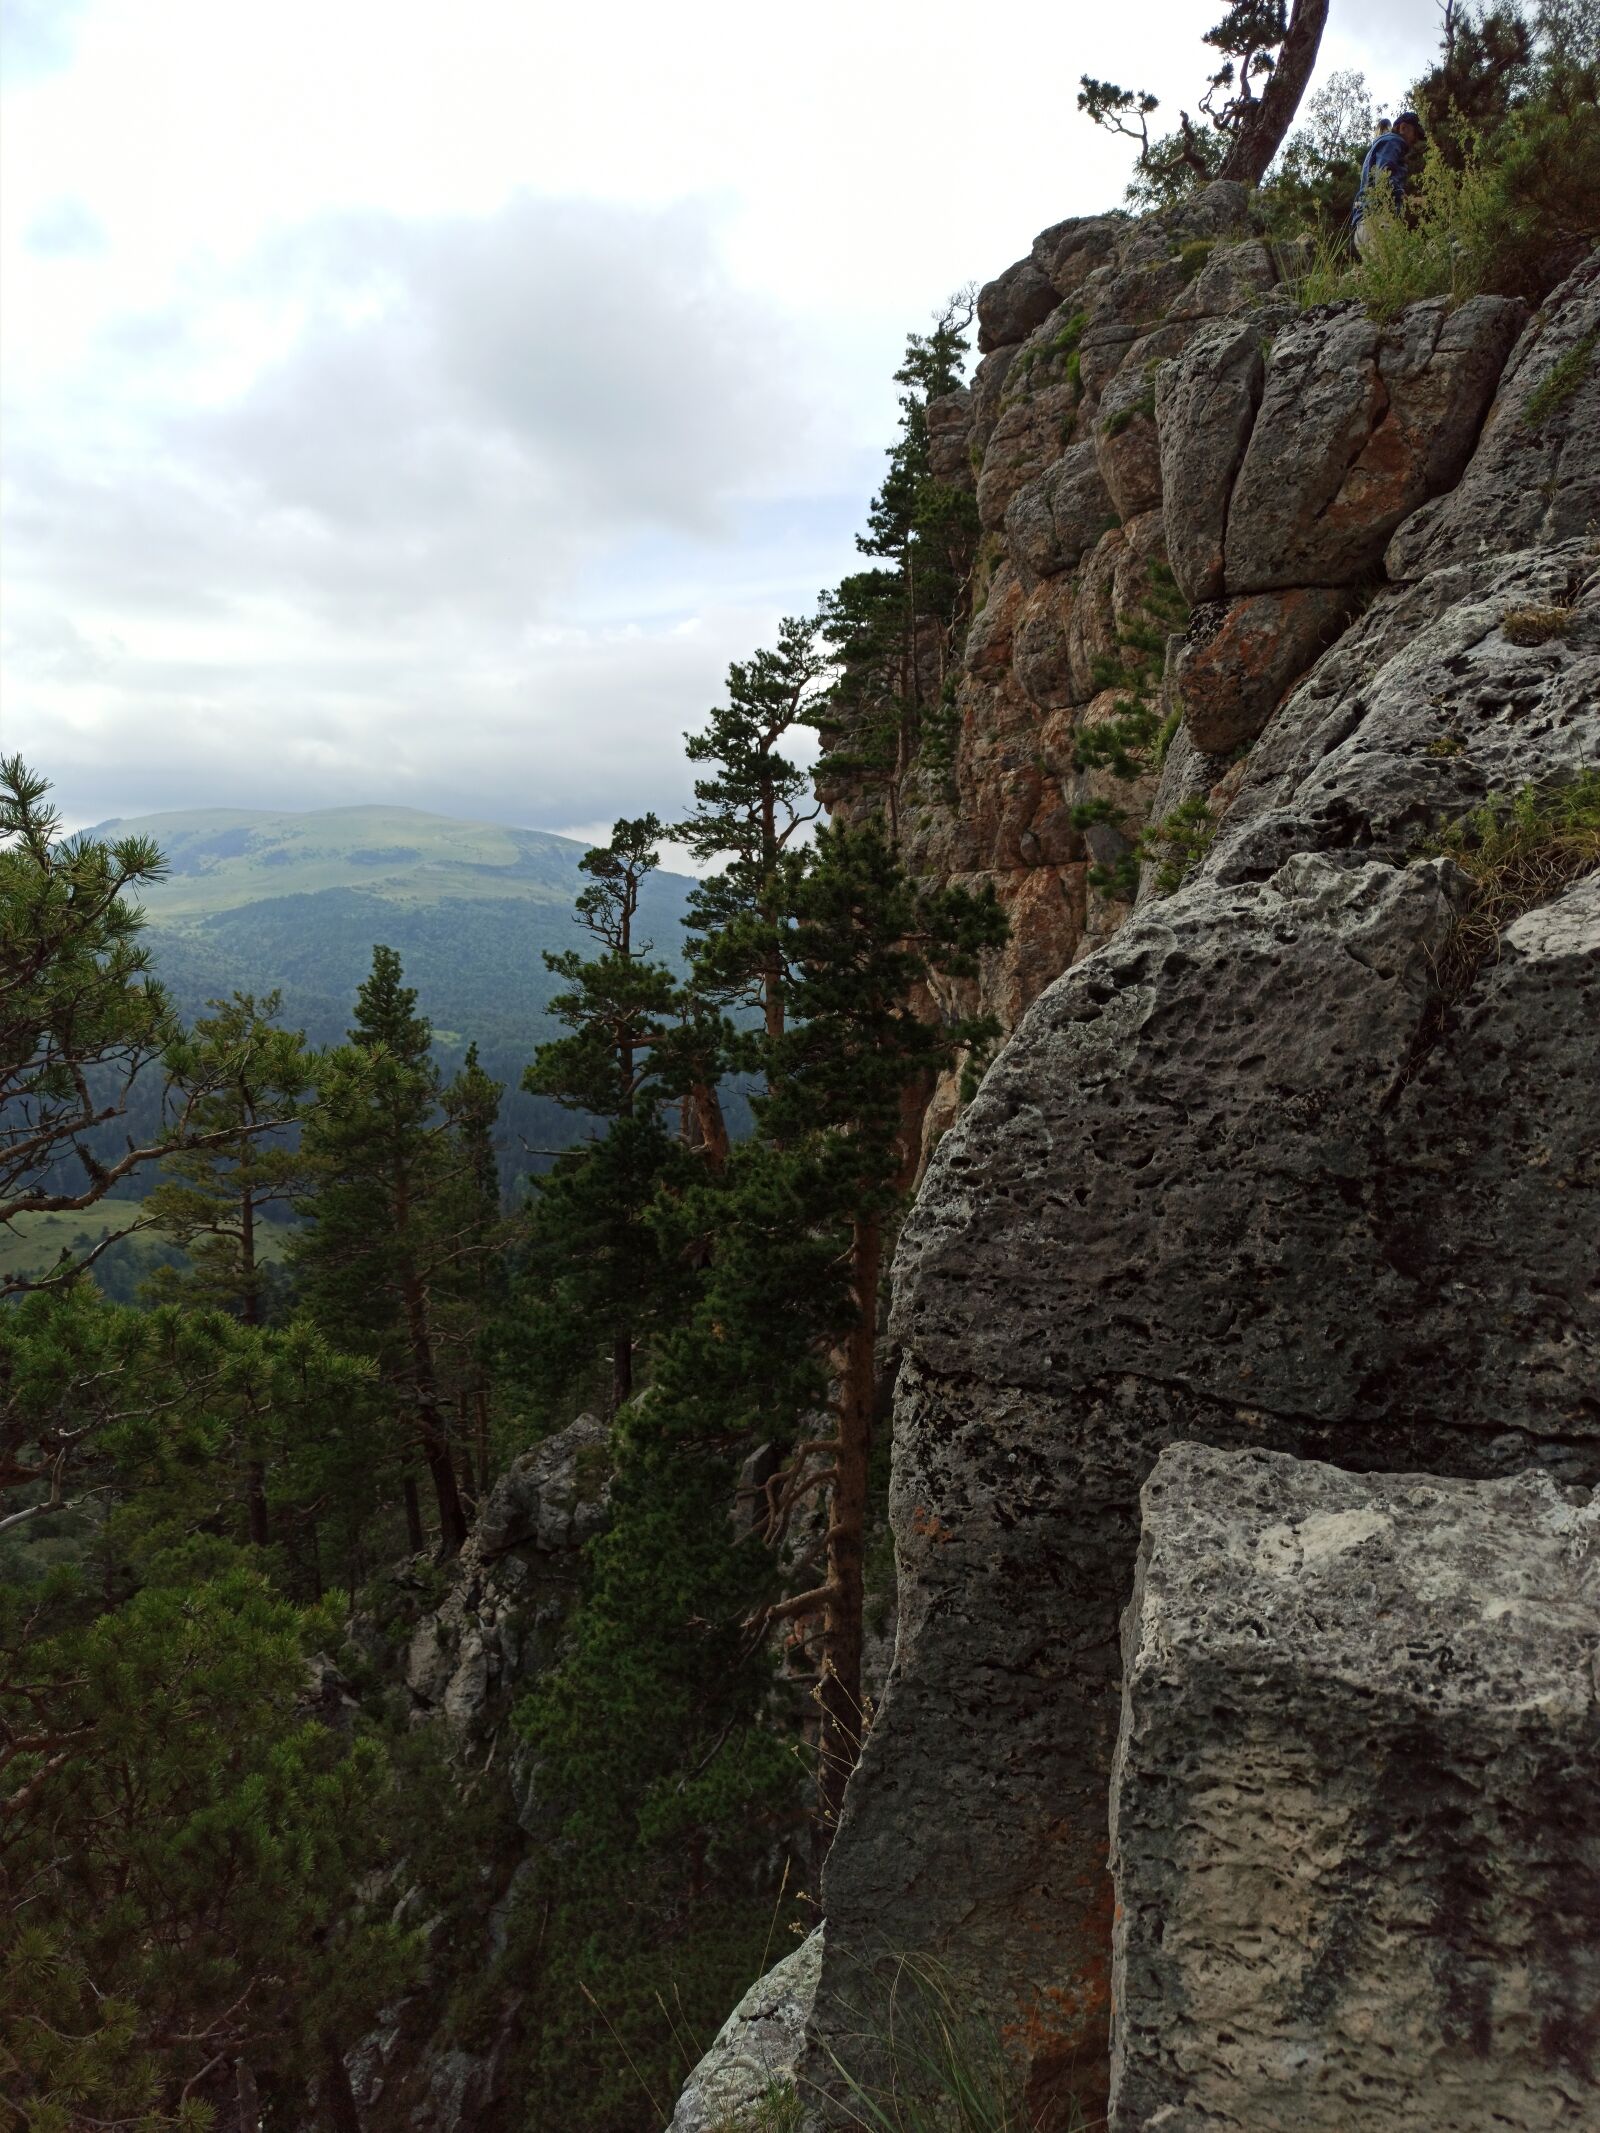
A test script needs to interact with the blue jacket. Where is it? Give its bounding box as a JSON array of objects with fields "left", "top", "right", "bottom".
[{"left": 1353, "top": 132, "right": 1408, "bottom": 224}]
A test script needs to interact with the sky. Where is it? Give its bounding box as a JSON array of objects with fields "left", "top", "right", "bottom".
[{"left": 1, "top": 0, "right": 1445, "bottom": 846}]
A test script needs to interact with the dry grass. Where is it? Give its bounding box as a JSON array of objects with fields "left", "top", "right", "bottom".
[
  {"left": 814, "top": 1956, "right": 1102, "bottom": 2133},
  {"left": 1500, "top": 604, "right": 1575, "bottom": 647}
]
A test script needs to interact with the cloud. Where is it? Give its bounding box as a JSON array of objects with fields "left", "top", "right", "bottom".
[
  {"left": 4, "top": 190, "right": 863, "bottom": 829},
  {"left": 8, "top": 193, "right": 826, "bottom": 622},
  {"left": 0, "top": 0, "right": 89, "bottom": 85},
  {"left": 24, "top": 195, "right": 106, "bottom": 256}
]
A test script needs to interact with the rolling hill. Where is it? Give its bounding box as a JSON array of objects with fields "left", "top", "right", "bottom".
[
  {"left": 99, "top": 803, "right": 697, "bottom": 1052},
  {"left": 72, "top": 803, "right": 706, "bottom": 1212}
]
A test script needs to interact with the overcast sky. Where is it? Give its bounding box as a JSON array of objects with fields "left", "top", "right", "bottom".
[{"left": 2, "top": 0, "right": 1444, "bottom": 843}]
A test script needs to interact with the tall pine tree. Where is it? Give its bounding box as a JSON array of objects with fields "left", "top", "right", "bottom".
[
  {"left": 294, "top": 947, "right": 488, "bottom": 1556},
  {"left": 143, "top": 991, "right": 315, "bottom": 1545},
  {"left": 518, "top": 818, "right": 705, "bottom": 1417}
]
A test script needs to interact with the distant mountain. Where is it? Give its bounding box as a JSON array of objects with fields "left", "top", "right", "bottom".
[{"left": 88, "top": 804, "right": 706, "bottom": 1196}]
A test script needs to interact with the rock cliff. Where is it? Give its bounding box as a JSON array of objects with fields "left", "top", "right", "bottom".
[{"left": 795, "top": 207, "right": 1600, "bottom": 2123}]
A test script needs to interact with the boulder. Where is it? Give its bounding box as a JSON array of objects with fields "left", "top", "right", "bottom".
[
  {"left": 476, "top": 1411, "right": 610, "bottom": 1559},
  {"left": 1217, "top": 540, "right": 1600, "bottom": 881},
  {"left": 1224, "top": 296, "right": 1525, "bottom": 591},
  {"left": 976, "top": 381, "right": 1083, "bottom": 530},
  {"left": 667, "top": 1929, "right": 823, "bottom": 2133},
  {"left": 963, "top": 564, "right": 1024, "bottom": 680},
  {"left": 1177, "top": 584, "right": 1354, "bottom": 753},
  {"left": 1031, "top": 213, "right": 1125, "bottom": 300},
  {"left": 977, "top": 256, "right": 1060, "bottom": 353},
  {"left": 968, "top": 346, "right": 1018, "bottom": 456},
  {"left": 1166, "top": 235, "right": 1281, "bottom": 320},
  {"left": 924, "top": 387, "right": 975, "bottom": 486},
  {"left": 1010, "top": 574, "right": 1077, "bottom": 710},
  {"left": 1110, "top": 1444, "right": 1600, "bottom": 2133},
  {"left": 1388, "top": 251, "right": 1600, "bottom": 578}
]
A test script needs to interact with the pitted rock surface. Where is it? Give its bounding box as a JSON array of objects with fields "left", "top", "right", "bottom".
[
  {"left": 1110, "top": 1445, "right": 1600, "bottom": 2132},
  {"left": 809, "top": 397, "right": 1599, "bottom": 2123},
  {"left": 668, "top": 1930, "right": 822, "bottom": 2133}
]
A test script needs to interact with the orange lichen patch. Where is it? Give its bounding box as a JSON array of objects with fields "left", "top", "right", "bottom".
[
  {"left": 907, "top": 1504, "right": 954, "bottom": 1544},
  {"left": 1181, "top": 586, "right": 1353, "bottom": 754}
]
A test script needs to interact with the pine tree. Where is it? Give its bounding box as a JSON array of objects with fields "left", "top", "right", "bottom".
[
  {"left": 677, "top": 617, "right": 826, "bottom": 1048},
  {"left": 1079, "top": 0, "right": 1330, "bottom": 198},
  {"left": 817, "top": 301, "right": 979, "bottom": 827},
  {"left": 752, "top": 822, "right": 1005, "bottom": 1839},
  {"left": 519, "top": 818, "right": 705, "bottom": 1415},
  {"left": 142, "top": 992, "right": 315, "bottom": 1545},
  {"left": 294, "top": 947, "right": 486, "bottom": 1556},
  {"left": 1, "top": 760, "right": 289, "bottom": 1298},
  {"left": 438, "top": 1041, "right": 509, "bottom": 1496},
  {"left": 1, "top": 1545, "right": 411, "bottom": 2128}
]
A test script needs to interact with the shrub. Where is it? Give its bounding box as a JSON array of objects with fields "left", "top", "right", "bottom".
[{"left": 1293, "top": 133, "right": 1505, "bottom": 318}]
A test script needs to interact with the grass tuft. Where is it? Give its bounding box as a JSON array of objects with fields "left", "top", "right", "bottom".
[
  {"left": 1415, "top": 773, "right": 1600, "bottom": 1002},
  {"left": 1522, "top": 330, "right": 1597, "bottom": 431},
  {"left": 1500, "top": 603, "right": 1575, "bottom": 646},
  {"left": 817, "top": 1956, "right": 1100, "bottom": 2132},
  {"left": 712, "top": 2082, "right": 806, "bottom": 2133}
]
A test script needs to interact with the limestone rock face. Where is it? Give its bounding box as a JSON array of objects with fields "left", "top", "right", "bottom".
[
  {"left": 1176, "top": 584, "right": 1353, "bottom": 752},
  {"left": 977, "top": 255, "right": 1060, "bottom": 354},
  {"left": 348, "top": 1416, "right": 612, "bottom": 2133},
  {"left": 806, "top": 337, "right": 1600, "bottom": 2118},
  {"left": 1157, "top": 318, "right": 1267, "bottom": 604},
  {"left": 834, "top": 188, "right": 1318, "bottom": 1080},
  {"left": 1223, "top": 296, "right": 1525, "bottom": 591},
  {"left": 1389, "top": 253, "right": 1600, "bottom": 578},
  {"left": 1110, "top": 1445, "right": 1600, "bottom": 2132},
  {"left": 390, "top": 1414, "right": 610, "bottom": 1744},
  {"left": 667, "top": 1930, "right": 823, "bottom": 2133}
]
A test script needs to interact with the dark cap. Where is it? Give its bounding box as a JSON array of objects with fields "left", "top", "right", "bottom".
[{"left": 1395, "top": 110, "right": 1425, "bottom": 133}]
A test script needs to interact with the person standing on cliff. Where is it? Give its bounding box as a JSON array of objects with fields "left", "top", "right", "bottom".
[{"left": 1352, "top": 110, "right": 1424, "bottom": 254}]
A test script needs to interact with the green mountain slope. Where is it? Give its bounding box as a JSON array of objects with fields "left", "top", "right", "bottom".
[{"left": 78, "top": 803, "right": 705, "bottom": 1204}]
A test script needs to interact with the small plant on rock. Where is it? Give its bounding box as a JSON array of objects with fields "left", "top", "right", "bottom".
[
  {"left": 1522, "top": 329, "right": 1597, "bottom": 429},
  {"left": 1500, "top": 603, "right": 1575, "bottom": 645},
  {"left": 1414, "top": 771, "right": 1600, "bottom": 1001}
]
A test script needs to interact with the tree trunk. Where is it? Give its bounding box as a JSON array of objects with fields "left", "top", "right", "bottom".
[
  {"left": 320, "top": 2037, "right": 363, "bottom": 2133},
  {"left": 816, "top": 1213, "right": 879, "bottom": 1852},
  {"left": 688, "top": 1081, "right": 730, "bottom": 1170},
  {"left": 474, "top": 1379, "right": 492, "bottom": 1496},
  {"left": 240, "top": 1186, "right": 271, "bottom": 1548},
  {"left": 1218, "top": 0, "right": 1329, "bottom": 185},
  {"left": 611, "top": 1332, "right": 633, "bottom": 1416},
  {"left": 245, "top": 1461, "right": 270, "bottom": 1549},
  {"left": 402, "top": 1475, "right": 426, "bottom": 1556},
  {"left": 401, "top": 1273, "right": 469, "bottom": 1556}
]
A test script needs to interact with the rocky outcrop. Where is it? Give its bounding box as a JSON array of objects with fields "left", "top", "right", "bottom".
[
  {"left": 1110, "top": 1446, "right": 1600, "bottom": 2132},
  {"left": 668, "top": 1930, "right": 823, "bottom": 2133},
  {"left": 348, "top": 1417, "right": 611, "bottom": 2133},
  {"left": 843, "top": 185, "right": 1319, "bottom": 1085},
  {"left": 392, "top": 1414, "right": 609, "bottom": 1751},
  {"left": 802, "top": 232, "right": 1600, "bottom": 2123},
  {"left": 1389, "top": 252, "right": 1600, "bottom": 577}
]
